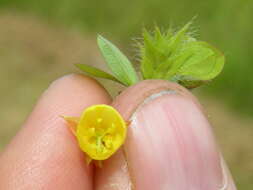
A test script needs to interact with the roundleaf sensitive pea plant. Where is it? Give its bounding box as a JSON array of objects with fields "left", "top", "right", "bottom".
[{"left": 64, "top": 21, "right": 225, "bottom": 166}]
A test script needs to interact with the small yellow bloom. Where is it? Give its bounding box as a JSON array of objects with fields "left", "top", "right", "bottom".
[{"left": 64, "top": 104, "right": 127, "bottom": 162}]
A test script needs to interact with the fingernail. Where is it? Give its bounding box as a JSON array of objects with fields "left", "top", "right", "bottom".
[{"left": 126, "top": 91, "right": 225, "bottom": 190}]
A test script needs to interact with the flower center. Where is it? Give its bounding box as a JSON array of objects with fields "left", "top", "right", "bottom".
[{"left": 86, "top": 118, "right": 117, "bottom": 154}]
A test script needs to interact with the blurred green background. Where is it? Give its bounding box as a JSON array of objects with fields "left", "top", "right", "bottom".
[{"left": 0, "top": 0, "right": 252, "bottom": 188}]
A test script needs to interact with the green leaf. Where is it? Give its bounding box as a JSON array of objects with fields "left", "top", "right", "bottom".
[
  {"left": 140, "top": 28, "right": 170, "bottom": 79},
  {"left": 139, "top": 22, "right": 225, "bottom": 89},
  {"left": 97, "top": 35, "right": 138, "bottom": 86},
  {"left": 75, "top": 64, "right": 124, "bottom": 85},
  {"left": 166, "top": 21, "right": 192, "bottom": 55},
  {"left": 140, "top": 22, "right": 193, "bottom": 80},
  {"left": 164, "top": 41, "right": 224, "bottom": 88},
  {"left": 175, "top": 41, "right": 225, "bottom": 80}
]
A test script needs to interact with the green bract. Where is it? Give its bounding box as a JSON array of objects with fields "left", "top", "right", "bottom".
[{"left": 76, "top": 21, "right": 225, "bottom": 89}]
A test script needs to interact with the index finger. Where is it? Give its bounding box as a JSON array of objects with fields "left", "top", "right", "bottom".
[{"left": 0, "top": 74, "right": 111, "bottom": 190}]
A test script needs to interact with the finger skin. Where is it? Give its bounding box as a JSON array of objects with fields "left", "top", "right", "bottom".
[
  {"left": 95, "top": 80, "right": 237, "bottom": 190},
  {"left": 0, "top": 74, "right": 111, "bottom": 190}
]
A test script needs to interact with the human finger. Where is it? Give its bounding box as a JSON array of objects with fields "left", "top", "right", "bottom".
[
  {"left": 0, "top": 74, "right": 111, "bottom": 190},
  {"left": 95, "top": 80, "right": 236, "bottom": 190}
]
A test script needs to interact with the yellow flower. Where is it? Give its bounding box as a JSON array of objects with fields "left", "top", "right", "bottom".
[{"left": 63, "top": 104, "right": 127, "bottom": 162}]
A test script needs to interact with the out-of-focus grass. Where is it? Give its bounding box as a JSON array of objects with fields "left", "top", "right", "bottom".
[
  {"left": 0, "top": 0, "right": 253, "bottom": 116},
  {"left": 0, "top": 12, "right": 120, "bottom": 150},
  {"left": 0, "top": 13, "right": 252, "bottom": 189}
]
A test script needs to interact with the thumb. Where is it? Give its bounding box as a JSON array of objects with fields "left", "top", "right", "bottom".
[{"left": 95, "top": 80, "right": 237, "bottom": 190}]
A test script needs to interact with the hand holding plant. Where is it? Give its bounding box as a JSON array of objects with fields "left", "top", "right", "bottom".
[{"left": 0, "top": 22, "right": 237, "bottom": 190}]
